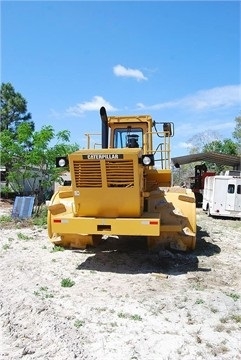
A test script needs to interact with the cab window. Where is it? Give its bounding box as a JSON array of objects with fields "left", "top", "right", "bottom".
[{"left": 113, "top": 128, "right": 143, "bottom": 148}]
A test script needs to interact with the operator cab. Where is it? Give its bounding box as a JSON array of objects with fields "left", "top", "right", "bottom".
[{"left": 103, "top": 110, "right": 154, "bottom": 154}]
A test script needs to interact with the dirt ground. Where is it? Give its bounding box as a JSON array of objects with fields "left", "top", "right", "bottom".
[{"left": 0, "top": 200, "right": 241, "bottom": 360}]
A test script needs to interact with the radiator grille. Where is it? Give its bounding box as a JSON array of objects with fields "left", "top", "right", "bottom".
[
  {"left": 73, "top": 161, "right": 102, "bottom": 187},
  {"left": 73, "top": 159, "right": 134, "bottom": 188},
  {"left": 106, "top": 160, "right": 134, "bottom": 187}
]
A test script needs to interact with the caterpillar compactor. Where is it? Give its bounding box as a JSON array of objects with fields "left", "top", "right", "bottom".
[{"left": 48, "top": 107, "right": 196, "bottom": 251}]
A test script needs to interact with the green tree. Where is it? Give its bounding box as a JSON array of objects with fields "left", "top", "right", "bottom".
[
  {"left": 233, "top": 115, "right": 241, "bottom": 154},
  {"left": 0, "top": 82, "right": 34, "bottom": 132},
  {"left": 0, "top": 122, "right": 79, "bottom": 197},
  {"left": 203, "top": 138, "right": 238, "bottom": 155},
  {"left": 1, "top": 83, "right": 35, "bottom": 189}
]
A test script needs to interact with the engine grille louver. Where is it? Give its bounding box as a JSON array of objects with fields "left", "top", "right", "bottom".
[
  {"left": 106, "top": 160, "right": 134, "bottom": 187},
  {"left": 73, "top": 160, "right": 134, "bottom": 188},
  {"left": 74, "top": 161, "right": 101, "bottom": 187}
]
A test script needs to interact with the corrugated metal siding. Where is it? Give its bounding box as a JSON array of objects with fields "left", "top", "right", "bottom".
[{"left": 11, "top": 196, "right": 35, "bottom": 219}]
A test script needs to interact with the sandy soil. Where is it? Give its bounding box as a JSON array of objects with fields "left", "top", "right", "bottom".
[{"left": 0, "top": 201, "right": 241, "bottom": 360}]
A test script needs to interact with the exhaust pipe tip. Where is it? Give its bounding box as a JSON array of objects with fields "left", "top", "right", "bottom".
[
  {"left": 100, "top": 107, "right": 109, "bottom": 149},
  {"left": 100, "top": 106, "right": 107, "bottom": 118}
]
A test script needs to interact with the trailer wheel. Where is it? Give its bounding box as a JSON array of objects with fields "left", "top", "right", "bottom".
[{"left": 207, "top": 205, "right": 211, "bottom": 217}]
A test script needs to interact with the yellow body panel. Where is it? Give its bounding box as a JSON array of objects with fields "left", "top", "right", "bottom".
[{"left": 68, "top": 148, "right": 144, "bottom": 217}]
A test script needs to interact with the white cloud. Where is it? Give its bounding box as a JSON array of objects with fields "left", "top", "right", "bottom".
[
  {"left": 176, "top": 120, "right": 234, "bottom": 138},
  {"left": 136, "top": 85, "right": 241, "bottom": 111},
  {"left": 66, "top": 96, "right": 117, "bottom": 117},
  {"left": 113, "top": 64, "right": 147, "bottom": 81},
  {"left": 136, "top": 102, "right": 146, "bottom": 109},
  {"left": 182, "top": 85, "right": 241, "bottom": 110},
  {"left": 205, "top": 121, "right": 235, "bottom": 132},
  {"left": 179, "top": 142, "right": 194, "bottom": 149}
]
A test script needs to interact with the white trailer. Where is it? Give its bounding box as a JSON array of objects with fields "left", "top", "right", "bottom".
[{"left": 202, "top": 173, "right": 241, "bottom": 219}]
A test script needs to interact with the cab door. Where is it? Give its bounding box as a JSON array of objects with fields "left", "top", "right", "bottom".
[{"left": 234, "top": 182, "right": 241, "bottom": 212}]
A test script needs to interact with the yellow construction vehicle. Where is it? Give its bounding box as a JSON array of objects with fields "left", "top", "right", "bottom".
[{"left": 48, "top": 107, "right": 196, "bottom": 251}]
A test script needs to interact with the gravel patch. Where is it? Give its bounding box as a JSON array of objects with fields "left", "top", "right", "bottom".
[{"left": 0, "top": 202, "right": 241, "bottom": 360}]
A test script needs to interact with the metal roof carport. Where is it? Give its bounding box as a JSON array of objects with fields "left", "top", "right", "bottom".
[{"left": 171, "top": 152, "right": 241, "bottom": 170}]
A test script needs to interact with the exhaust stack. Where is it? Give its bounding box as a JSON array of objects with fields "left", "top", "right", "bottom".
[{"left": 100, "top": 106, "right": 109, "bottom": 149}]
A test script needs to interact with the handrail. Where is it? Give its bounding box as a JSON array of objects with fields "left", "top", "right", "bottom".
[{"left": 144, "top": 131, "right": 171, "bottom": 169}]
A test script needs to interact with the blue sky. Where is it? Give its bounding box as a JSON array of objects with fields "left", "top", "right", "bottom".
[{"left": 1, "top": 1, "right": 240, "bottom": 157}]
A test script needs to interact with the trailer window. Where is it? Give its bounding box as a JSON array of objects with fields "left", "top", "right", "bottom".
[
  {"left": 237, "top": 185, "right": 241, "bottom": 194},
  {"left": 227, "top": 184, "right": 235, "bottom": 194}
]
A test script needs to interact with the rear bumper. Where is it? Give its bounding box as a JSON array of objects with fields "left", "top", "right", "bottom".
[{"left": 50, "top": 214, "right": 162, "bottom": 237}]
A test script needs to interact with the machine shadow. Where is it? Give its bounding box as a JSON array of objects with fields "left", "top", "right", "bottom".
[{"left": 75, "top": 225, "right": 221, "bottom": 276}]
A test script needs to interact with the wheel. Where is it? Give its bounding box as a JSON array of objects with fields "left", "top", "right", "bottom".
[{"left": 207, "top": 205, "right": 211, "bottom": 217}]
